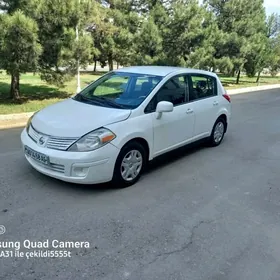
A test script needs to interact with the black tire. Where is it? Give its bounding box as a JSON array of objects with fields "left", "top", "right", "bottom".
[
  {"left": 112, "top": 141, "right": 147, "bottom": 188},
  {"left": 208, "top": 118, "right": 226, "bottom": 147}
]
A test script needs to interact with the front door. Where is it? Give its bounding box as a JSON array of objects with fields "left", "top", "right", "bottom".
[{"left": 145, "top": 75, "right": 195, "bottom": 157}]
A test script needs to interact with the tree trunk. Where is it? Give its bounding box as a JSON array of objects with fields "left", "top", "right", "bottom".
[
  {"left": 108, "top": 56, "right": 113, "bottom": 71},
  {"left": 236, "top": 69, "right": 241, "bottom": 84},
  {"left": 94, "top": 59, "right": 97, "bottom": 72},
  {"left": 256, "top": 71, "right": 261, "bottom": 84},
  {"left": 117, "top": 62, "right": 119, "bottom": 69},
  {"left": 231, "top": 69, "right": 235, "bottom": 77},
  {"left": 10, "top": 73, "right": 20, "bottom": 100}
]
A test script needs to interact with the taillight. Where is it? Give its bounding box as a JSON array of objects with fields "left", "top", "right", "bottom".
[{"left": 223, "top": 92, "right": 231, "bottom": 103}]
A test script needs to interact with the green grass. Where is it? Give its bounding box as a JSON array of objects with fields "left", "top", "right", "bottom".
[
  {"left": 0, "top": 71, "right": 279, "bottom": 114},
  {"left": 219, "top": 74, "right": 280, "bottom": 89},
  {"left": 0, "top": 72, "right": 102, "bottom": 114}
]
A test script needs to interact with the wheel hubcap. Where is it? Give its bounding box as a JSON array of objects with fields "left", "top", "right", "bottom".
[
  {"left": 121, "top": 150, "right": 143, "bottom": 182},
  {"left": 214, "top": 122, "right": 224, "bottom": 143}
]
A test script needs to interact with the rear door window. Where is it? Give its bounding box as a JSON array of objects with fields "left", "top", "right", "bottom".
[{"left": 189, "top": 75, "right": 217, "bottom": 102}]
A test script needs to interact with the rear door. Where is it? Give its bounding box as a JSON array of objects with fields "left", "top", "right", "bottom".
[{"left": 187, "top": 74, "right": 219, "bottom": 138}]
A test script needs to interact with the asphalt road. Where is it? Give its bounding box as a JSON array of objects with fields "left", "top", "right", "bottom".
[{"left": 1, "top": 89, "right": 280, "bottom": 280}]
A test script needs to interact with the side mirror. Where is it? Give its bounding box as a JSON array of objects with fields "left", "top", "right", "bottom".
[{"left": 156, "top": 101, "right": 174, "bottom": 119}]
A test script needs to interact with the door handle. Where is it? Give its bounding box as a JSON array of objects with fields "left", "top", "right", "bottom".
[
  {"left": 186, "top": 108, "right": 193, "bottom": 114},
  {"left": 213, "top": 101, "right": 219, "bottom": 106}
]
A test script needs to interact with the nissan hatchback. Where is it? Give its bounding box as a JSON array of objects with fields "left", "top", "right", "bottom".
[{"left": 21, "top": 66, "right": 232, "bottom": 187}]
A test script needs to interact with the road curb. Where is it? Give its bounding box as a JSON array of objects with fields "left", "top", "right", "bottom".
[
  {"left": 0, "top": 122, "right": 28, "bottom": 130},
  {"left": 227, "top": 84, "right": 280, "bottom": 95},
  {"left": 0, "top": 112, "right": 34, "bottom": 121},
  {"left": 0, "top": 84, "right": 280, "bottom": 129},
  {"left": 0, "top": 112, "right": 33, "bottom": 130}
]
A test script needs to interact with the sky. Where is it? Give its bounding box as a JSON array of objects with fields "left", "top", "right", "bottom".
[
  {"left": 0, "top": 1, "right": 279, "bottom": 15},
  {"left": 264, "top": 0, "right": 280, "bottom": 15},
  {"left": 198, "top": 0, "right": 280, "bottom": 15}
]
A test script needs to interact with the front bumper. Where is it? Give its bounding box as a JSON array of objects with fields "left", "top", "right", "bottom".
[{"left": 21, "top": 128, "right": 120, "bottom": 184}]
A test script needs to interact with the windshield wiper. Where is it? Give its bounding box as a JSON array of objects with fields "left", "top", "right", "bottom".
[
  {"left": 73, "top": 94, "right": 91, "bottom": 103},
  {"left": 74, "top": 94, "right": 126, "bottom": 109},
  {"left": 74, "top": 94, "right": 107, "bottom": 106},
  {"left": 91, "top": 96, "right": 126, "bottom": 109}
]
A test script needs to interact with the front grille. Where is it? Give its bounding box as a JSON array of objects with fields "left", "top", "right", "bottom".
[
  {"left": 29, "top": 125, "right": 40, "bottom": 142},
  {"left": 28, "top": 125, "right": 78, "bottom": 151},
  {"left": 47, "top": 137, "right": 78, "bottom": 151}
]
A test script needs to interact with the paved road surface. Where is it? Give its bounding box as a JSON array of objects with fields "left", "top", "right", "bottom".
[{"left": 1, "top": 89, "right": 280, "bottom": 280}]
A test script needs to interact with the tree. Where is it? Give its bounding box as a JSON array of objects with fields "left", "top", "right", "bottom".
[
  {"left": 0, "top": 11, "right": 41, "bottom": 99},
  {"left": 25, "top": 0, "right": 98, "bottom": 87},
  {"left": 90, "top": 9, "right": 118, "bottom": 71},
  {"left": 266, "top": 13, "right": 280, "bottom": 77},
  {"left": 268, "top": 35, "right": 280, "bottom": 76},
  {"left": 91, "top": 0, "right": 140, "bottom": 70},
  {"left": 205, "top": 0, "right": 267, "bottom": 83},
  {"left": 127, "top": 0, "right": 175, "bottom": 14},
  {"left": 244, "top": 13, "right": 280, "bottom": 81},
  {"left": 162, "top": 0, "right": 218, "bottom": 69},
  {"left": 109, "top": 2, "right": 139, "bottom": 67},
  {"left": 0, "top": 0, "right": 38, "bottom": 14},
  {"left": 134, "top": 16, "right": 163, "bottom": 65},
  {"left": 244, "top": 34, "right": 268, "bottom": 81},
  {"left": 267, "top": 13, "right": 280, "bottom": 38}
]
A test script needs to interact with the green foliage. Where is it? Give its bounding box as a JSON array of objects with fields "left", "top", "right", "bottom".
[
  {"left": 90, "top": 1, "right": 141, "bottom": 69},
  {"left": 32, "top": 0, "right": 80, "bottom": 86},
  {"left": 26, "top": 0, "right": 98, "bottom": 86},
  {"left": 205, "top": 0, "right": 267, "bottom": 82},
  {"left": 244, "top": 33, "right": 268, "bottom": 77},
  {"left": 268, "top": 35, "right": 280, "bottom": 76},
  {"left": 0, "top": 11, "right": 41, "bottom": 74},
  {"left": 0, "top": 0, "right": 279, "bottom": 99},
  {"left": 134, "top": 17, "right": 163, "bottom": 65},
  {"left": 244, "top": 13, "right": 280, "bottom": 78},
  {"left": 0, "top": 11, "right": 42, "bottom": 98},
  {"left": 0, "top": 0, "right": 36, "bottom": 14},
  {"left": 267, "top": 13, "right": 280, "bottom": 38},
  {"left": 162, "top": 0, "right": 217, "bottom": 69},
  {"left": 214, "top": 57, "right": 234, "bottom": 75}
]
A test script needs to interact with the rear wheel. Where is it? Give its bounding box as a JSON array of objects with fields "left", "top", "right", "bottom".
[
  {"left": 209, "top": 118, "right": 226, "bottom": 147},
  {"left": 112, "top": 141, "right": 147, "bottom": 188}
]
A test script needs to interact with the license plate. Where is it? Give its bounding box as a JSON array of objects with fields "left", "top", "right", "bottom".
[{"left": 24, "top": 146, "right": 49, "bottom": 165}]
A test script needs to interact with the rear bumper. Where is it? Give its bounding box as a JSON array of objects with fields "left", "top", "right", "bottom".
[{"left": 21, "top": 128, "right": 120, "bottom": 184}]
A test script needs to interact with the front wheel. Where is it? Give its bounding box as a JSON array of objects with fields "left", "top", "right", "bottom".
[
  {"left": 112, "top": 141, "right": 147, "bottom": 188},
  {"left": 209, "top": 118, "right": 226, "bottom": 147}
]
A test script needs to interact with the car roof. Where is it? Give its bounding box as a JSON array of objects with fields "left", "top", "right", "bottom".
[{"left": 115, "top": 66, "right": 216, "bottom": 77}]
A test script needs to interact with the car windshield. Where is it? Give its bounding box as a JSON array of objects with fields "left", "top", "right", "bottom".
[{"left": 73, "top": 72, "right": 163, "bottom": 109}]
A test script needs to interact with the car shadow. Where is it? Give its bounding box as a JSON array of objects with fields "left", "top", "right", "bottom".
[
  {"left": 1, "top": 125, "right": 209, "bottom": 194},
  {"left": 146, "top": 139, "right": 208, "bottom": 174},
  {"left": 31, "top": 140, "right": 209, "bottom": 194},
  {"left": 29, "top": 168, "right": 118, "bottom": 194},
  {"left": 23, "top": 138, "right": 209, "bottom": 195}
]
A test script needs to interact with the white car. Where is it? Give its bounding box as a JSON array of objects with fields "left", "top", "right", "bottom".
[{"left": 21, "top": 66, "right": 231, "bottom": 187}]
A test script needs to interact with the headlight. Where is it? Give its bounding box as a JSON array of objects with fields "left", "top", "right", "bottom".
[{"left": 68, "top": 128, "right": 116, "bottom": 152}]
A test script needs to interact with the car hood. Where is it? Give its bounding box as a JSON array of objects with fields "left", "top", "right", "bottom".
[{"left": 31, "top": 98, "right": 131, "bottom": 137}]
